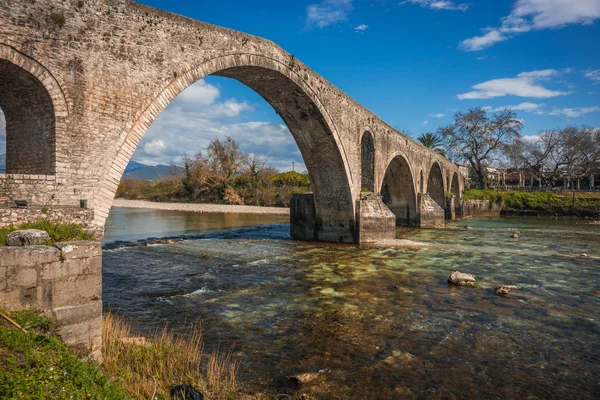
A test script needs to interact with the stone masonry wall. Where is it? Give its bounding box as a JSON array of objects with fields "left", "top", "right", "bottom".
[
  {"left": 0, "top": 206, "right": 94, "bottom": 229},
  {"left": 463, "top": 199, "right": 502, "bottom": 216},
  {"left": 0, "top": 242, "right": 102, "bottom": 360}
]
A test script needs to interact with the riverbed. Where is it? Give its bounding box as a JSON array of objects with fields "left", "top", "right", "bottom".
[{"left": 103, "top": 207, "right": 600, "bottom": 399}]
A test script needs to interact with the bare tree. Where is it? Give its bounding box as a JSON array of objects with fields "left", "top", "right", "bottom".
[{"left": 439, "top": 107, "right": 522, "bottom": 188}]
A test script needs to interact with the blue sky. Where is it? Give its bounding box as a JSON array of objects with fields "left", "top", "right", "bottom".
[{"left": 1, "top": 0, "right": 599, "bottom": 171}]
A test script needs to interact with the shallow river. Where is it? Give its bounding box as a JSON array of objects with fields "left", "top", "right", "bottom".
[{"left": 103, "top": 207, "right": 600, "bottom": 399}]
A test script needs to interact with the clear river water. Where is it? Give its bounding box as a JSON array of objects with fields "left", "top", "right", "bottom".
[{"left": 103, "top": 207, "right": 600, "bottom": 399}]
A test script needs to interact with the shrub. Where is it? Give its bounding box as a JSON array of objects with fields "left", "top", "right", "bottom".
[
  {"left": 0, "top": 220, "right": 94, "bottom": 247},
  {"left": 51, "top": 13, "right": 66, "bottom": 28}
]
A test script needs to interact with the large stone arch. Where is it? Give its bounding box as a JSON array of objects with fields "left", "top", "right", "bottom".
[
  {"left": 360, "top": 131, "right": 375, "bottom": 192},
  {"left": 427, "top": 162, "right": 445, "bottom": 208},
  {"left": 380, "top": 153, "right": 418, "bottom": 226},
  {"left": 0, "top": 45, "right": 69, "bottom": 175},
  {"left": 95, "top": 54, "right": 356, "bottom": 241}
]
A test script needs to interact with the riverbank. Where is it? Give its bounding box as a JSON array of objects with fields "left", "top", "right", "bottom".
[
  {"left": 112, "top": 199, "right": 290, "bottom": 215},
  {"left": 463, "top": 189, "right": 600, "bottom": 217}
]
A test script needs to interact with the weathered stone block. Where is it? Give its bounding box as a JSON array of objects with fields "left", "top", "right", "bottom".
[
  {"left": 6, "top": 229, "right": 50, "bottom": 246},
  {"left": 0, "top": 246, "right": 60, "bottom": 267},
  {"left": 52, "top": 274, "right": 102, "bottom": 308},
  {"left": 13, "top": 267, "right": 38, "bottom": 287},
  {"left": 53, "top": 300, "right": 102, "bottom": 327},
  {"left": 357, "top": 193, "right": 396, "bottom": 243},
  {"left": 54, "top": 241, "right": 101, "bottom": 260}
]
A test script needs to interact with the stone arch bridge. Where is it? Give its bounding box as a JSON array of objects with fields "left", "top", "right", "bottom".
[{"left": 0, "top": 0, "right": 465, "bottom": 243}]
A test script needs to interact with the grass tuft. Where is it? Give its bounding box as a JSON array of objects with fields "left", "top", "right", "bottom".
[
  {"left": 0, "top": 220, "right": 94, "bottom": 247},
  {"left": 102, "top": 312, "right": 240, "bottom": 399}
]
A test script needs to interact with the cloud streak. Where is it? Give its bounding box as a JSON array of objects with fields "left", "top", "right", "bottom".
[
  {"left": 460, "top": 0, "right": 600, "bottom": 51},
  {"left": 305, "top": 0, "right": 353, "bottom": 30},
  {"left": 400, "top": 0, "right": 469, "bottom": 11},
  {"left": 458, "top": 69, "right": 571, "bottom": 100}
]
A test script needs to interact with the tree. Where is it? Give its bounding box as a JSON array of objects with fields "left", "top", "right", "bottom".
[
  {"left": 417, "top": 132, "right": 446, "bottom": 156},
  {"left": 439, "top": 107, "right": 522, "bottom": 189}
]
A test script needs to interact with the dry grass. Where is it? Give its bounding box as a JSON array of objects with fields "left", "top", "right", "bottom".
[{"left": 102, "top": 312, "right": 240, "bottom": 399}]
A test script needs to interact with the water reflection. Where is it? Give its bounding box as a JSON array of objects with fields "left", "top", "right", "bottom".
[{"left": 103, "top": 209, "right": 600, "bottom": 399}]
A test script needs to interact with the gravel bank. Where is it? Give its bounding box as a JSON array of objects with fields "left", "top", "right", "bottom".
[{"left": 112, "top": 199, "right": 290, "bottom": 215}]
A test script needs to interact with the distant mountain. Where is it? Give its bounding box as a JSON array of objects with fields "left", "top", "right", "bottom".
[
  {"left": 0, "top": 154, "right": 5, "bottom": 173},
  {"left": 122, "top": 160, "right": 184, "bottom": 181}
]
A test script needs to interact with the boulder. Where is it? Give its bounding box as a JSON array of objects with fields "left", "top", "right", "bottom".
[
  {"left": 448, "top": 271, "right": 477, "bottom": 286},
  {"left": 6, "top": 229, "right": 50, "bottom": 246},
  {"left": 170, "top": 384, "right": 204, "bottom": 400},
  {"left": 495, "top": 285, "right": 517, "bottom": 295},
  {"left": 288, "top": 372, "right": 326, "bottom": 387}
]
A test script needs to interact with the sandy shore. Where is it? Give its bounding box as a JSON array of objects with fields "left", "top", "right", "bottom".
[{"left": 112, "top": 199, "right": 290, "bottom": 215}]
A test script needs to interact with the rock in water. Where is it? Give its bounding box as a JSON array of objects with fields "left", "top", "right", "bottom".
[
  {"left": 6, "top": 229, "right": 50, "bottom": 246},
  {"left": 495, "top": 285, "right": 517, "bottom": 295},
  {"left": 170, "top": 384, "right": 203, "bottom": 400},
  {"left": 448, "top": 271, "right": 477, "bottom": 286},
  {"left": 288, "top": 372, "right": 327, "bottom": 387},
  {"left": 511, "top": 233, "right": 520, "bottom": 239}
]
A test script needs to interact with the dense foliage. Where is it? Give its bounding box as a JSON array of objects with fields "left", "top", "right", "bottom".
[
  {"left": 117, "top": 136, "right": 311, "bottom": 207},
  {"left": 0, "top": 220, "right": 95, "bottom": 247}
]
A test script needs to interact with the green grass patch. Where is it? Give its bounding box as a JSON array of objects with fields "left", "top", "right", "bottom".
[
  {"left": 0, "top": 220, "right": 95, "bottom": 247},
  {"left": 0, "top": 310, "right": 127, "bottom": 400},
  {"left": 463, "top": 189, "right": 600, "bottom": 211}
]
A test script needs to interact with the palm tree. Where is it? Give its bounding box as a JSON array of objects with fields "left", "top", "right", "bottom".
[{"left": 417, "top": 132, "right": 446, "bottom": 156}]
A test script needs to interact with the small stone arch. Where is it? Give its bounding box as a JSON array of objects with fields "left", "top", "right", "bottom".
[
  {"left": 360, "top": 131, "right": 375, "bottom": 192},
  {"left": 427, "top": 162, "right": 445, "bottom": 208},
  {"left": 380, "top": 153, "right": 418, "bottom": 226},
  {"left": 0, "top": 45, "right": 69, "bottom": 175}
]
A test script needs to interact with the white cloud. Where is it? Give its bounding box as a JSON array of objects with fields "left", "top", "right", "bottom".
[
  {"left": 458, "top": 69, "right": 571, "bottom": 100},
  {"left": 428, "top": 113, "right": 445, "bottom": 118},
  {"left": 460, "top": 0, "right": 600, "bottom": 51},
  {"left": 589, "top": 91, "right": 596, "bottom": 95},
  {"left": 586, "top": 70, "right": 600, "bottom": 84},
  {"left": 305, "top": 0, "right": 353, "bottom": 29},
  {"left": 546, "top": 106, "right": 600, "bottom": 118},
  {"left": 423, "top": 120, "right": 429, "bottom": 125},
  {"left": 400, "top": 0, "right": 469, "bottom": 11},
  {"left": 177, "top": 80, "right": 220, "bottom": 106},
  {"left": 487, "top": 102, "right": 545, "bottom": 112},
  {"left": 460, "top": 29, "right": 507, "bottom": 51},
  {"left": 132, "top": 82, "right": 304, "bottom": 171},
  {"left": 354, "top": 23, "right": 368, "bottom": 33}
]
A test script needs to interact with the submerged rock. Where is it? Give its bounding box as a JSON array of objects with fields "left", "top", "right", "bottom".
[
  {"left": 495, "top": 285, "right": 517, "bottom": 295},
  {"left": 448, "top": 271, "right": 477, "bottom": 286},
  {"left": 288, "top": 372, "right": 326, "bottom": 387},
  {"left": 511, "top": 233, "right": 520, "bottom": 239},
  {"left": 6, "top": 229, "right": 50, "bottom": 246},
  {"left": 170, "top": 384, "right": 204, "bottom": 400}
]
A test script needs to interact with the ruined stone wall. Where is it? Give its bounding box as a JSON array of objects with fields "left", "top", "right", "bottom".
[{"left": 0, "top": 242, "right": 102, "bottom": 360}]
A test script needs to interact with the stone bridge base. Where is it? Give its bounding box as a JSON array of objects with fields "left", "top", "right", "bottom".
[
  {"left": 290, "top": 194, "right": 356, "bottom": 243},
  {"left": 0, "top": 242, "right": 103, "bottom": 362},
  {"left": 418, "top": 194, "right": 445, "bottom": 228},
  {"left": 356, "top": 193, "right": 396, "bottom": 243}
]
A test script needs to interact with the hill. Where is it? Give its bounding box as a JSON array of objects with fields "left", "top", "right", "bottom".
[{"left": 122, "top": 160, "right": 184, "bottom": 181}]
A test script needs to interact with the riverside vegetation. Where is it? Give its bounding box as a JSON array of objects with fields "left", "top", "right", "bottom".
[
  {"left": 464, "top": 189, "right": 600, "bottom": 215},
  {"left": 0, "top": 310, "right": 297, "bottom": 400},
  {"left": 117, "top": 136, "right": 311, "bottom": 207}
]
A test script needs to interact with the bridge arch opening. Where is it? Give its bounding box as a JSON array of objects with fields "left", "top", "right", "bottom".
[
  {"left": 0, "top": 59, "right": 56, "bottom": 175},
  {"left": 450, "top": 172, "right": 460, "bottom": 212},
  {"left": 380, "top": 155, "right": 417, "bottom": 226},
  {"left": 427, "top": 162, "right": 445, "bottom": 208},
  {"left": 105, "top": 57, "right": 356, "bottom": 242},
  {"left": 360, "top": 131, "right": 375, "bottom": 192}
]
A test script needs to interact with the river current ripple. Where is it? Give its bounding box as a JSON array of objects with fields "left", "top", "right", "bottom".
[{"left": 103, "top": 208, "right": 600, "bottom": 399}]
